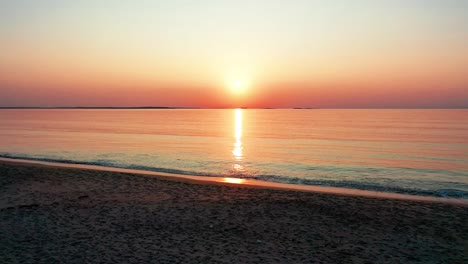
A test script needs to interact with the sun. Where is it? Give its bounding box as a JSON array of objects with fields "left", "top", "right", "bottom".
[{"left": 229, "top": 80, "right": 248, "bottom": 94}]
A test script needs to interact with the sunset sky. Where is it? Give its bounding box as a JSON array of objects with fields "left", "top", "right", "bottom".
[{"left": 1, "top": 0, "right": 467, "bottom": 108}]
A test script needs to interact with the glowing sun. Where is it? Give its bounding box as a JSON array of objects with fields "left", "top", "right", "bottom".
[{"left": 230, "top": 80, "right": 247, "bottom": 94}]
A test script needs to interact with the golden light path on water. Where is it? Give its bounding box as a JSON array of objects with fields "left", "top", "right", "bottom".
[
  {"left": 224, "top": 108, "right": 246, "bottom": 183},
  {"left": 233, "top": 108, "right": 243, "bottom": 161}
]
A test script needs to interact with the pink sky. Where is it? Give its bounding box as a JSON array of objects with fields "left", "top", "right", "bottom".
[{"left": 1, "top": 1, "right": 467, "bottom": 108}]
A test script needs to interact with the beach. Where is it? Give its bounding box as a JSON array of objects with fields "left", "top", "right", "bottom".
[{"left": 0, "top": 160, "right": 467, "bottom": 263}]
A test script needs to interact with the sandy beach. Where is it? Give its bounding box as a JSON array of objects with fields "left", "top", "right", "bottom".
[{"left": 0, "top": 160, "right": 467, "bottom": 263}]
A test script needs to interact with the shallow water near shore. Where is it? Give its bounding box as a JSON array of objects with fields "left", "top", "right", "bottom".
[{"left": 0, "top": 109, "right": 467, "bottom": 198}]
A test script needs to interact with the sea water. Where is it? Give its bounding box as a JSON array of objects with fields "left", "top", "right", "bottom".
[{"left": 1, "top": 109, "right": 467, "bottom": 198}]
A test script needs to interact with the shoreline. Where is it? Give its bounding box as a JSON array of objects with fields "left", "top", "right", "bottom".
[
  {"left": 1, "top": 159, "right": 467, "bottom": 263},
  {"left": 1, "top": 157, "right": 467, "bottom": 206}
]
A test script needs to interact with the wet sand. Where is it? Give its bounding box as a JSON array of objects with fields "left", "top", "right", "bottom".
[{"left": 0, "top": 160, "right": 467, "bottom": 263}]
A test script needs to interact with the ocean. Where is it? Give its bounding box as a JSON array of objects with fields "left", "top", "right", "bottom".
[{"left": 1, "top": 109, "right": 467, "bottom": 198}]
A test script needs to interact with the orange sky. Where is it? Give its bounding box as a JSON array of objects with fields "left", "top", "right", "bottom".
[{"left": 1, "top": 1, "right": 467, "bottom": 108}]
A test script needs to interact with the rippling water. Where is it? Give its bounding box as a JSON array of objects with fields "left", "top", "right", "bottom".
[{"left": 1, "top": 109, "right": 467, "bottom": 198}]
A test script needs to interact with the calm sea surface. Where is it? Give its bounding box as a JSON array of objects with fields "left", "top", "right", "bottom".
[{"left": 1, "top": 109, "right": 467, "bottom": 198}]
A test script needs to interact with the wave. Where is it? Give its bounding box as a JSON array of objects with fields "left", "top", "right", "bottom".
[
  {"left": 1, "top": 153, "right": 467, "bottom": 199},
  {"left": 252, "top": 174, "right": 468, "bottom": 199}
]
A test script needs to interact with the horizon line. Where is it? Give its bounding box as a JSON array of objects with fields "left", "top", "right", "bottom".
[{"left": 0, "top": 106, "right": 467, "bottom": 110}]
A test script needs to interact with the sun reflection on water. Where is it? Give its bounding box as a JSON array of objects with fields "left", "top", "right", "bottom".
[
  {"left": 222, "top": 177, "right": 246, "bottom": 184},
  {"left": 232, "top": 108, "right": 244, "bottom": 172}
]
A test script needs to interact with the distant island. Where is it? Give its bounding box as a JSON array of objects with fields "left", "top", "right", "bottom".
[
  {"left": 0, "top": 107, "right": 319, "bottom": 109},
  {"left": 0, "top": 106, "right": 198, "bottom": 109}
]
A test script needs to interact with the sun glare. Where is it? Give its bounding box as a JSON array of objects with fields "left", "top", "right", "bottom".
[
  {"left": 222, "top": 177, "right": 246, "bottom": 184},
  {"left": 228, "top": 79, "right": 248, "bottom": 94}
]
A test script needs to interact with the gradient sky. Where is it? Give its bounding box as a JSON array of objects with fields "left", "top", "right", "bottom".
[{"left": 1, "top": 0, "right": 467, "bottom": 108}]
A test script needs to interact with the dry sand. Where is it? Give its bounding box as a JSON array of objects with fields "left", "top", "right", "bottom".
[{"left": 0, "top": 160, "right": 467, "bottom": 263}]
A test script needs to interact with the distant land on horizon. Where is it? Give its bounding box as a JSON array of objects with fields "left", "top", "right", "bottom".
[
  {"left": 0, "top": 106, "right": 467, "bottom": 110},
  {"left": 0, "top": 106, "right": 198, "bottom": 110}
]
